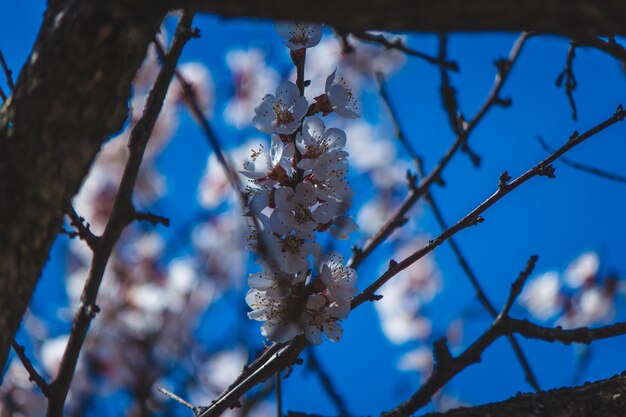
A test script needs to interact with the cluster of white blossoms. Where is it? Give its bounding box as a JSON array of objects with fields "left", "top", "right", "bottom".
[
  {"left": 243, "top": 22, "right": 359, "bottom": 344},
  {"left": 521, "top": 251, "right": 622, "bottom": 328}
]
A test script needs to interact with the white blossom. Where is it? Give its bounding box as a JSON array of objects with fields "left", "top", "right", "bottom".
[
  {"left": 316, "top": 252, "right": 358, "bottom": 310},
  {"left": 300, "top": 294, "right": 344, "bottom": 344},
  {"left": 321, "top": 70, "right": 360, "bottom": 118},
  {"left": 275, "top": 21, "right": 322, "bottom": 50},
  {"left": 253, "top": 81, "right": 308, "bottom": 134}
]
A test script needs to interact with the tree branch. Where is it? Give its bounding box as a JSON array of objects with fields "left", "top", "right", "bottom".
[
  {"left": 349, "top": 32, "right": 530, "bottom": 269},
  {"left": 45, "top": 11, "right": 193, "bottom": 416},
  {"left": 195, "top": 104, "right": 626, "bottom": 417},
  {"left": 10, "top": 338, "right": 49, "bottom": 396},
  {"left": 0, "top": 0, "right": 167, "bottom": 375},
  {"left": 352, "top": 105, "right": 625, "bottom": 310},
  {"left": 537, "top": 135, "right": 626, "bottom": 184},
  {"left": 171, "top": 0, "right": 626, "bottom": 36},
  {"left": 377, "top": 71, "right": 540, "bottom": 391}
]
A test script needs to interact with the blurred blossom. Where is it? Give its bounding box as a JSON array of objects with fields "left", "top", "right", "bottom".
[
  {"left": 397, "top": 346, "right": 434, "bottom": 377},
  {"left": 344, "top": 122, "right": 409, "bottom": 189},
  {"left": 198, "top": 139, "right": 258, "bottom": 209},
  {"left": 203, "top": 348, "right": 248, "bottom": 393},
  {"left": 41, "top": 334, "right": 69, "bottom": 377},
  {"left": 520, "top": 271, "right": 561, "bottom": 321},
  {"left": 521, "top": 251, "right": 619, "bottom": 329},
  {"left": 376, "top": 245, "right": 441, "bottom": 344},
  {"left": 167, "top": 62, "right": 215, "bottom": 114},
  {"left": 224, "top": 49, "right": 279, "bottom": 128},
  {"left": 578, "top": 286, "right": 615, "bottom": 324},
  {"left": 357, "top": 199, "right": 390, "bottom": 236},
  {"left": 191, "top": 211, "right": 248, "bottom": 287},
  {"left": 565, "top": 251, "right": 599, "bottom": 288},
  {"left": 301, "top": 35, "right": 406, "bottom": 99}
]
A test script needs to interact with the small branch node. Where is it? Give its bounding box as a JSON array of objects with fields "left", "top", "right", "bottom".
[
  {"left": 538, "top": 164, "right": 556, "bottom": 178},
  {"left": 471, "top": 216, "right": 485, "bottom": 226},
  {"left": 367, "top": 294, "right": 384, "bottom": 302},
  {"left": 498, "top": 171, "right": 512, "bottom": 189},
  {"left": 406, "top": 170, "right": 418, "bottom": 189},
  {"left": 133, "top": 209, "right": 171, "bottom": 227},
  {"left": 494, "top": 96, "right": 513, "bottom": 108},
  {"left": 615, "top": 104, "right": 624, "bottom": 121},
  {"left": 494, "top": 58, "right": 510, "bottom": 74},
  {"left": 433, "top": 337, "right": 454, "bottom": 368},
  {"left": 80, "top": 302, "right": 101, "bottom": 319},
  {"left": 428, "top": 238, "right": 442, "bottom": 248}
]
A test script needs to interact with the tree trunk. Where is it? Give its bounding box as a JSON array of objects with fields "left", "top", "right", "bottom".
[{"left": 0, "top": 0, "right": 165, "bottom": 375}]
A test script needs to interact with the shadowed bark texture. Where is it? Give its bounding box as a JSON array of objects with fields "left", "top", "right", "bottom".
[
  {"left": 0, "top": 0, "right": 166, "bottom": 375},
  {"left": 176, "top": 0, "right": 626, "bottom": 35},
  {"left": 423, "top": 372, "right": 626, "bottom": 417}
]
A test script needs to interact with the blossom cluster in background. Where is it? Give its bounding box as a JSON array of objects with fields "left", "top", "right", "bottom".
[{"left": 521, "top": 251, "right": 623, "bottom": 328}]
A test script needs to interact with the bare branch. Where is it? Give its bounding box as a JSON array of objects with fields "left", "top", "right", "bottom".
[
  {"left": 349, "top": 32, "right": 530, "bottom": 269},
  {"left": 379, "top": 71, "right": 540, "bottom": 391},
  {"left": 10, "top": 339, "right": 49, "bottom": 396},
  {"left": 172, "top": 0, "right": 626, "bottom": 36},
  {"left": 45, "top": 11, "right": 196, "bottom": 417},
  {"left": 351, "top": 31, "right": 458, "bottom": 71},
  {"left": 537, "top": 135, "right": 626, "bottom": 184},
  {"left": 382, "top": 256, "right": 538, "bottom": 417},
  {"left": 194, "top": 105, "right": 626, "bottom": 417},
  {"left": 555, "top": 42, "right": 578, "bottom": 120},
  {"left": 352, "top": 105, "right": 625, "bottom": 310},
  {"left": 573, "top": 36, "right": 626, "bottom": 65},
  {"left": 0, "top": 50, "right": 15, "bottom": 91},
  {"left": 0, "top": 1, "right": 167, "bottom": 375}
]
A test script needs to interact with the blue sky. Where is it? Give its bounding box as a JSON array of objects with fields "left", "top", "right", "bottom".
[{"left": 2, "top": 3, "right": 626, "bottom": 416}]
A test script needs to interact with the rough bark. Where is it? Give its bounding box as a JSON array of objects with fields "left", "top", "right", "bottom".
[
  {"left": 175, "top": 0, "right": 626, "bottom": 36},
  {"left": 0, "top": 1, "right": 166, "bottom": 375},
  {"left": 423, "top": 372, "right": 626, "bottom": 417},
  {"left": 285, "top": 373, "right": 626, "bottom": 417}
]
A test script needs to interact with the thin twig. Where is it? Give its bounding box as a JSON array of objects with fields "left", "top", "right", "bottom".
[
  {"left": 307, "top": 348, "right": 353, "bottom": 417},
  {"left": 573, "top": 36, "right": 626, "bottom": 66},
  {"left": 537, "top": 135, "right": 626, "bottom": 184},
  {"left": 438, "top": 33, "right": 481, "bottom": 166},
  {"left": 11, "top": 339, "right": 49, "bottom": 395},
  {"left": 349, "top": 32, "right": 531, "bottom": 270},
  {"left": 382, "top": 256, "right": 538, "bottom": 417},
  {"left": 378, "top": 72, "right": 540, "bottom": 391},
  {"left": 0, "top": 50, "right": 15, "bottom": 91},
  {"left": 157, "top": 386, "right": 198, "bottom": 413},
  {"left": 352, "top": 104, "right": 625, "bottom": 309},
  {"left": 351, "top": 31, "right": 459, "bottom": 72},
  {"left": 275, "top": 372, "right": 282, "bottom": 417},
  {"left": 197, "top": 105, "right": 626, "bottom": 417},
  {"left": 384, "top": 264, "right": 626, "bottom": 417},
  {"left": 66, "top": 205, "right": 98, "bottom": 249},
  {"left": 555, "top": 41, "right": 578, "bottom": 120},
  {"left": 46, "top": 12, "right": 194, "bottom": 417}
]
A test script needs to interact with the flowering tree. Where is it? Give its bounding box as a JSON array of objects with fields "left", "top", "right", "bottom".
[{"left": 1, "top": 2, "right": 626, "bottom": 417}]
